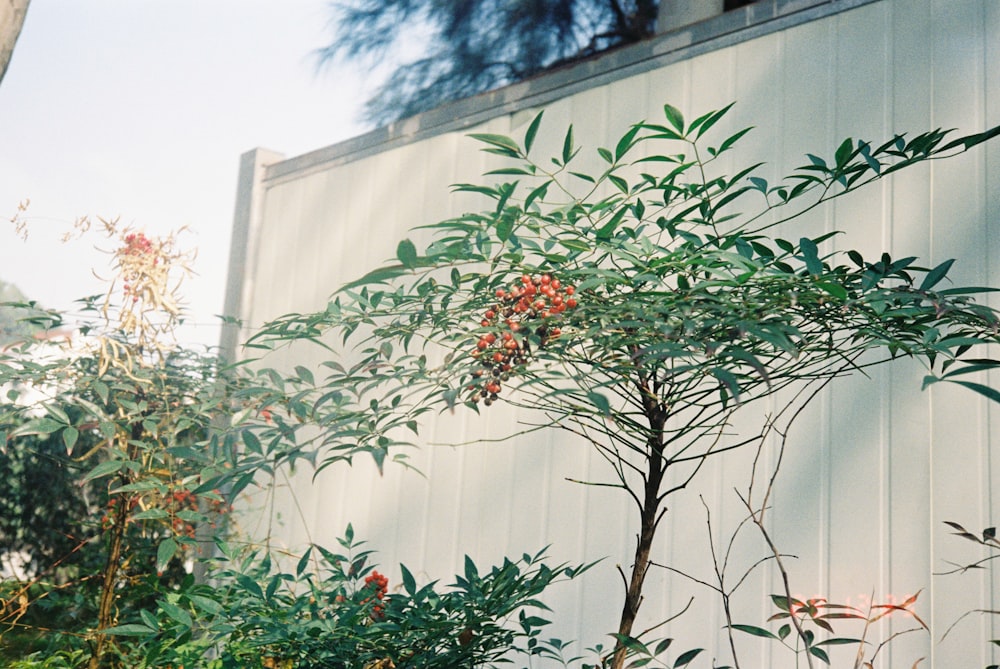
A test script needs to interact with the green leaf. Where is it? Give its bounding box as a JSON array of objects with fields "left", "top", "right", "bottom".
[
  {"left": 401, "top": 563, "right": 417, "bottom": 595},
  {"left": 524, "top": 111, "right": 544, "bottom": 154},
  {"left": 562, "top": 124, "right": 576, "bottom": 164},
  {"left": 61, "top": 426, "right": 79, "bottom": 453},
  {"left": 608, "top": 174, "right": 629, "bottom": 194},
  {"left": 524, "top": 181, "right": 550, "bottom": 210},
  {"left": 711, "top": 368, "right": 741, "bottom": 406},
  {"left": 615, "top": 124, "right": 642, "bottom": 160},
  {"left": 156, "top": 537, "right": 179, "bottom": 574},
  {"left": 799, "top": 237, "right": 823, "bottom": 275},
  {"left": 834, "top": 137, "right": 855, "bottom": 167},
  {"left": 468, "top": 132, "right": 521, "bottom": 158},
  {"left": 816, "top": 281, "right": 847, "bottom": 300},
  {"left": 610, "top": 633, "right": 649, "bottom": 655},
  {"left": 808, "top": 646, "right": 831, "bottom": 664},
  {"left": 944, "top": 379, "right": 1000, "bottom": 404},
  {"left": 730, "top": 624, "right": 778, "bottom": 639},
  {"left": 807, "top": 153, "right": 828, "bottom": 169},
  {"left": 815, "top": 637, "right": 864, "bottom": 646},
  {"left": 858, "top": 141, "right": 881, "bottom": 174},
  {"left": 295, "top": 365, "right": 315, "bottom": 385},
  {"left": 919, "top": 258, "right": 955, "bottom": 291},
  {"left": 772, "top": 594, "right": 805, "bottom": 612},
  {"left": 160, "top": 599, "right": 193, "bottom": 628},
  {"left": 189, "top": 594, "right": 224, "bottom": 615},
  {"left": 464, "top": 555, "right": 479, "bottom": 581},
  {"left": 587, "top": 391, "right": 612, "bottom": 416},
  {"left": 396, "top": 238, "right": 418, "bottom": 269},
  {"left": 691, "top": 103, "right": 735, "bottom": 138},
  {"left": 654, "top": 638, "right": 674, "bottom": 654},
  {"left": 715, "top": 125, "right": 754, "bottom": 153},
  {"left": 339, "top": 265, "right": 407, "bottom": 291},
  {"left": 673, "top": 648, "right": 703, "bottom": 667},
  {"left": 663, "top": 104, "right": 685, "bottom": 134},
  {"left": 596, "top": 207, "right": 629, "bottom": 240},
  {"left": 139, "top": 609, "right": 158, "bottom": 630},
  {"left": 940, "top": 123, "right": 1000, "bottom": 152},
  {"left": 559, "top": 238, "right": 591, "bottom": 252},
  {"left": 496, "top": 214, "right": 515, "bottom": 242},
  {"left": 83, "top": 459, "right": 123, "bottom": 483},
  {"left": 296, "top": 546, "right": 313, "bottom": 577},
  {"left": 102, "top": 624, "right": 156, "bottom": 637}
]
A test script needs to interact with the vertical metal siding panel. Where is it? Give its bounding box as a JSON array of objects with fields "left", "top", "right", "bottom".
[
  {"left": 672, "top": 44, "right": 743, "bottom": 655},
  {"left": 986, "top": 0, "right": 1000, "bottom": 658},
  {"left": 577, "top": 80, "right": 641, "bottom": 645},
  {"left": 928, "top": 1, "right": 990, "bottom": 665},
  {"left": 886, "top": 0, "right": 935, "bottom": 663},
  {"left": 826, "top": 10, "right": 892, "bottom": 658},
  {"left": 733, "top": 26, "right": 821, "bottom": 669},
  {"left": 413, "top": 128, "right": 470, "bottom": 578},
  {"left": 769, "top": 4, "right": 835, "bottom": 610},
  {"left": 304, "top": 164, "right": 369, "bottom": 555}
]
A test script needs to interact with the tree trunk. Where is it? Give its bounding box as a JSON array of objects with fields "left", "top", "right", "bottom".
[
  {"left": 0, "top": 0, "right": 30, "bottom": 87},
  {"left": 610, "top": 405, "right": 667, "bottom": 669},
  {"left": 88, "top": 488, "right": 129, "bottom": 669}
]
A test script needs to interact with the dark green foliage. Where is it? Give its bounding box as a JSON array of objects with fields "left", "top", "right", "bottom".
[{"left": 0, "top": 408, "right": 98, "bottom": 575}]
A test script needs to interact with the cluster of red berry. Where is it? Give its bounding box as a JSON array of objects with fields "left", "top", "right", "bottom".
[
  {"left": 101, "top": 495, "right": 139, "bottom": 529},
  {"left": 100, "top": 489, "right": 231, "bottom": 538},
  {"left": 120, "top": 232, "right": 160, "bottom": 302},
  {"left": 123, "top": 232, "right": 154, "bottom": 255},
  {"left": 468, "top": 273, "right": 578, "bottom": 405},
  {"left": 363, "top": 570, "right": 389, "bottom": 620}
]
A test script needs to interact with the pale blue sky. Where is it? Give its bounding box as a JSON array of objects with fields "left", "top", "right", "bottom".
[{"left": 0, "top": 1, "right": 373, "bottom": 348}]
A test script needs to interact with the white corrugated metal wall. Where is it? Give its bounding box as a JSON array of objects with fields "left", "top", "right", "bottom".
[{"left": 224, "top": 0, "right": 1000, "bottom": 665}]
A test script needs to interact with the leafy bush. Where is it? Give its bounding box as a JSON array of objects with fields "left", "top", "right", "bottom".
[{"left": 1, "top": 103, "right": 999, "bottom": 668}]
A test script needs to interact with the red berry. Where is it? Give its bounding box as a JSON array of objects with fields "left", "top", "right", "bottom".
[
  {"left": 566, "top": 298, "right": 577, "bottom": 308},
  {"left": 565, "top": 286, "right": 575, "bottom": 295}
]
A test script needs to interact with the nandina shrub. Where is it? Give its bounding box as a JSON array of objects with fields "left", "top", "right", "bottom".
[
  {"left": 247, "top": 103, "right": 1000, "bottom": 668},
  {"left": 0, "top": 221, "right": 586, "bottom": 668}
]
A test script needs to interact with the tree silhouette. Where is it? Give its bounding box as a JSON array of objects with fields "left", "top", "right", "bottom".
[{"left": 320, "top": 0, "right": 659, "bottom": 126}]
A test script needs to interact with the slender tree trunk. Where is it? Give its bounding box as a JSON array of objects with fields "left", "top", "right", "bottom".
[
  {"left": 610, "top": 406, "right": 667, "bottom": 669},
  {"left": 89, "top": 481, "right": 129, "bottom": 669},
  {"left": 89, "top": 420, "right": 142, "bottom": 669},
  {"left": 0, "top": 0, "right": 31, "bottom": 86}
]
